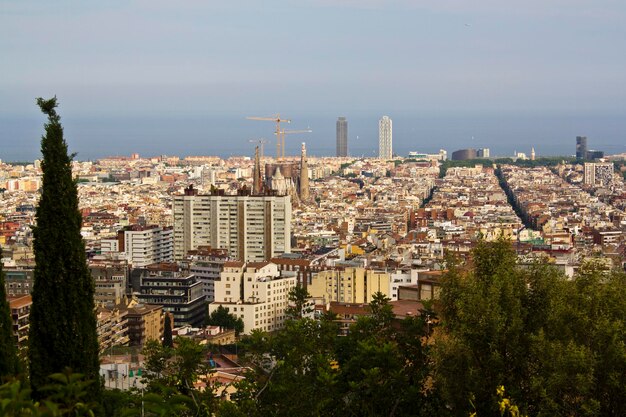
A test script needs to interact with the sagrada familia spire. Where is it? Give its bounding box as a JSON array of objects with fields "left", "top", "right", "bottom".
[
  {"left": 252, "top": 146, "right": 262, "bottom": 194},
  {"left": 299, "top": 142, "right": 309, "bottom": 201}
]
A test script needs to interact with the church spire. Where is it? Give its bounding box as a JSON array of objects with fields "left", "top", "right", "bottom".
[
  {"left": 299, "top": 142, "right": 310, "bottom": 201},
  {"left": 253, "top": 146, "right": 262, "bottom": 194}
]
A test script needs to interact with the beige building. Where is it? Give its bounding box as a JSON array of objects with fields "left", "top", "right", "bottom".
[
  {"left": 9, "top": 295, "right": 32, "bottom": 350},
  {"left": 97, "top": 306, "right": 130, "bottom": 353},
  {"left": 126, "top": 302, "right": 163, "bottom": 346},
  {"left": 209, "top": 261, "right": 296, "bottom": 335},
  {"left": 309, "top": 267, "right": 391, "bottom": 304},
  {"left": 173, "top": 186, "right": 291, "bottom": 262}
]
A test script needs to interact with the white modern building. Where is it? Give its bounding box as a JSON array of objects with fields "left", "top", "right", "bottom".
[
  {"left": 209, "top": 261, "right": 297, "bottom": 335},
  {"left": 379, "top": 115, "right": 393, "bottom": 159},
  {"left": 119, "top": 225, "right": 174, "bottom": 267},
  {"left": 173, "top": 186, "right": 291, "bottom": 262}
]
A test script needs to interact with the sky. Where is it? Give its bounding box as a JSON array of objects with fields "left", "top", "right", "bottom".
[{"left": 1, "top": 0, "right": 626, "bottom": 160}]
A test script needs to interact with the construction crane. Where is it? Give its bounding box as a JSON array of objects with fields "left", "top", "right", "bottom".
[
  {"left": 275, "top": 128, "right": 312, "bottom": 159},
  {"left": 248, "top": 138, "right": 269, "bottom": 159},
  {"left": 246, "top": 114, "right": 291, "bottom": 159}
]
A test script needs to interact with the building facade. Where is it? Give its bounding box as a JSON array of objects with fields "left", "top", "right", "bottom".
[
  {"left": 308, "top": 267, "right": 391, "bottom": 304},
  {"left": 173, "top": 187, "right": 291, "bottom": 262},
  {"left": 9, "top": 295, "right": 32, "bottom": 350},
  {"left": 378, "top": 116, "right": 393, "bottom": 159},
  {"left": 90, "top": 259, "right": 130, "bottom": 306},
  {"left": 136, "top": 266, "right": 205, "bottom": 327},
  {"left": 119, "top": 225, "right": 174, "bottom": 268},
  {"left": 336, "top": 117, "right": 348, "bottom": 157},
  {"left": 126, "top": 303, "right": 163, "bottom": 346},
  {"left": 451, "top": 148, "right": 478, "bottom": 161},
  {"left": 209, "top": 262, "right": 297, "bottom": 335},
  {"left": 584, "top": 162, "right": 615, "bottom": 187},
  {"left": 576, "top": 136, "right": 588, "bottom": 159}
]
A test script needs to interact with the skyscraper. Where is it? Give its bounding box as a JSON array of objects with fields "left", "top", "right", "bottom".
[
  {"left": 379, "top": 116, "right": 393, "bottom": 159},
  {"left": 576, "top": 136, "right": 588, "bottom": 159},
  {"left": 336, "top": 117, "right": 348, "bottom": 157}
]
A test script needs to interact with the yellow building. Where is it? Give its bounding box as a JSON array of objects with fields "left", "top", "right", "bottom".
[
  {"left": 126, "top": 302, "right": 163, "bottom": 346},
  {"left": 309, "top": 267, "right": 391, "bottom": 304}
]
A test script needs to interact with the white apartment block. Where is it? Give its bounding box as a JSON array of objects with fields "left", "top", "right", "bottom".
[
  {"left": 100, "top": 239, "right": 119, "bottom": 254},
  {"left": 209, "top": 261, "right": 297, "bottom": 335},
  {"left": 389, "top": 269, "right": 419, "bottom": 301},
  {"left": 173, "top": 188, "right": 291, "bottom": 262},
  {"left": 122, "top": 225, "right": 174, "bottom": 267}
]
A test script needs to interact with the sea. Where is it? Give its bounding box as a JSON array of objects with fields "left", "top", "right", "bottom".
[{"left": 1, "top": 111, "right": 624, "bottom": 162}]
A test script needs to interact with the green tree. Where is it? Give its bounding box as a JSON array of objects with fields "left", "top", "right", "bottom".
[
  {"left": 0, "top": 245, "right": 19, "bottom": 378},
  {"left": 28, "top": 97, "right": 101, "bottom": 401},
  {"left": 285, "top": 285, "right": 312, "bottom": 320},
  {"left": 206, "top": 306, "right": 244, "bottom": 336},
  {"left": 162, "top": 315, "right": 173, "bottom": 348},
  {"left": 434, "top": 239, "right": 532, "bottom": 416}
]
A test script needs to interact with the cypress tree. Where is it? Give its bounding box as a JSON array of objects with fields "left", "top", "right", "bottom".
[
  {"left": 163, "top": 314, "right": 173, "bottom": 348},
  {"left": 28, "top": 97, "right": 101, "bottom": 400},
  {"left": 0, "top": 245, "right": 19, "bottom": 377}
]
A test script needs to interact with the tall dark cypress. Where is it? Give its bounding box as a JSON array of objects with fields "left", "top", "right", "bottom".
[
  {"left": 0, "top": 245, "right": 19, "bottom": 377},
  {"left": 28, "top": 97, "right": 101, "bottom": 400},
  {"left": 162, "top": 314, "right": 173, "bottom": 348}
]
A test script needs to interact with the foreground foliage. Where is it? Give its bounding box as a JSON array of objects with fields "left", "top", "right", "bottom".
[
  {"left": 436, "top": 239, "right": 626, "bottom": 417},
  {"left": 3, "top": 239, "right": 626, "bottom": 416},
  {"left": 28, "top": 97, "right": 100, "bottom": 402}
]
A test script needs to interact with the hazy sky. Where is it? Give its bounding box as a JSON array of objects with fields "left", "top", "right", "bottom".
[
  {"left": 3, "top": 0, "right": 626, "bottom": 116},
  {"left": 1, "top": 0, "right": 626, "bottom": 159}
]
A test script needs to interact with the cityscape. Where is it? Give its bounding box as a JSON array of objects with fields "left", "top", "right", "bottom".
[{"left": 2, "top": 1, "right": 626, "bottom": 416}]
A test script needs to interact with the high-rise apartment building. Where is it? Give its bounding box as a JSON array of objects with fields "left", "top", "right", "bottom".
[
  {"left": 576, "top": 136, "right": 588, "bottom": 159},
  {"left": 118, "top": 225, "right": 174, "bottom": 268},
  {"left": 584, "top": 162, "right": 614, "bottom": 187},
  {"left": 336, "top": 117, "right": 348, "bottom": 157},
  {"left": 173, "top": 186, "right": 291, "bottom": 262},
  {"left": 379, "top": 116, "right": 393, "bottom": 159}
]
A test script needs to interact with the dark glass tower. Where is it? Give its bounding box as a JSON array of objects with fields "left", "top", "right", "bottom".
[
  {"left": 336, "top": 117, "right": 348, "bottom": 157},
  {"left": 576, "top": 136, "right": 587, "bottom": 159}
]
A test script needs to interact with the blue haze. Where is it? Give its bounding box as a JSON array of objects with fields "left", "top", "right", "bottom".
[
  {"left": 2, "top": 1, "right": 626, "bottom": 161},
  {"left": 1, "top": 112, "right": 624, "bottom": 162}
]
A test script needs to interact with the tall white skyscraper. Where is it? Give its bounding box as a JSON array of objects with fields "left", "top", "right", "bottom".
[{"left": 378, "top": 115, "right": 392, "bottom": 159}]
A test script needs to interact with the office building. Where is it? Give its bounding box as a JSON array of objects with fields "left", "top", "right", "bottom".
[
  {"left": 586, "top": 150, "right": 605, "bottom": 160},
  {"left": 336, "top": 117, "right": 348, "bottom": 157},
  {"left": 379, "top": 116, "right": 393, "bottom": 159},
  {"left": 173, "top": 186, "right": 291, "bottom": 262},
  {"left": 451, "top": 148, "right": 478, "bottom": 161},
  {"left": 576, "top": 136, "right": 588, "bottom": 159},
  {"left": 136, "top": 264, "right": 205, "bottom": 327},
  {"left": 477, "top": 148, "right": 490, "bottom": 158},
  {"left": 208, "top": 262, "right": 297, "bottom": 335}
]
